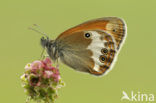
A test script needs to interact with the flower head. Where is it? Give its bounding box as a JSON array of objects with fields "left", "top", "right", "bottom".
[{"left": 21, "top": 57, "right": 65, "bottom": 103}]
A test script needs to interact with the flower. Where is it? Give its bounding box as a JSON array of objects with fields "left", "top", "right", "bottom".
[
  {"left": 31, "top": 61, "right": 44, "bottom": 73},
  {"left": 21, "top": 57, "right": 65, "bottom": 103},
  {"left": 43, "top": 57, "right": 52, "bottom": 64},
  {"left": 52, "top": 73, "right": 61, "bottom": 82},
  {"left": 25, "top": 63, "right": 32, "bottom": 71},
  {"left": 43, "top": 70, "right": 53, "bottom": 79},
  {"left": 42, "top": 58, "right": 53, "bottom": 70}
]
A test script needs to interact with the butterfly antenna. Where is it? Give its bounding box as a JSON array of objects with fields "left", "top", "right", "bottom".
[{"left": 28, "top": 24, "right": 49, "bottom": 39}]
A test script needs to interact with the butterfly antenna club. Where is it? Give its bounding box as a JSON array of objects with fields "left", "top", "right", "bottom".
[{"left": 28, "top": 24, "right": 49, "bottom": 39}]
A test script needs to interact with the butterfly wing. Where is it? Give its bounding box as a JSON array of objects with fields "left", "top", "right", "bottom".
[
  {"left": 86, "top": 30, "right": 117, "bottom": 75},
  {"left": 56, "top": 31, "right": 94, "bottom": 73},
  {"left": 56, "top": 30, "right": 116, "bottom": 75},
  {"left": 57, "top": 17, "right": 127, "bottom": 50},
  {"left": 55, "top": 17, "right": 127, "bottom": 75}
]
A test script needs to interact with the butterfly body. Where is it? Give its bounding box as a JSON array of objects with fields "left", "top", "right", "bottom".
[{"left": 40, "top": 17, "right": 127, "bottom": 76}]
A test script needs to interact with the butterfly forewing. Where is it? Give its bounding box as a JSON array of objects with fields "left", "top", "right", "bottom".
[
  {"left": 56, "top": 31, "right": 95, "bottom": 73},
  {"left": 57, "top": 17, "right": 127, "bottom": 50}
]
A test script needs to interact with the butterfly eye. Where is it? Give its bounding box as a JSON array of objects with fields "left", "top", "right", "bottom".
[
  {"left": 99, "top": 55, "right": 106, "bottom": 63},
  {"left": 101, "top": 48, "right": 108, "bottom": 54},
  {"left": 84, "top": 33, "right": 91, "bottom": 38}
]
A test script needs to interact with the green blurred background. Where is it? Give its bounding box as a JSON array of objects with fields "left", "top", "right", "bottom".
[{"left": 0, "top": 0, "right": 155, "bottom": 103}]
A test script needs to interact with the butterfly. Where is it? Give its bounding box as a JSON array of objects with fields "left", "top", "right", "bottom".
[{"left": 40, "top": 17, "right": 127, "bottom": 76}]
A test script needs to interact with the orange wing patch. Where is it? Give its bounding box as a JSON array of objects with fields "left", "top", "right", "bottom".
[
  {"left": 105, "top": 18, "right": 126, "bottom": 50},
  {"left": 57, "top": 17, "right": 126, "bottom": 50}
]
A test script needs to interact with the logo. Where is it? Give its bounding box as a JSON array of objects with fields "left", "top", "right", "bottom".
[{"left": 121, "top": 91, "right": 155, "bottom": 102}]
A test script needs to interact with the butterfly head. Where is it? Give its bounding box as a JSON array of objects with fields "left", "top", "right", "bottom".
[
  {"left": 40, "top": 36, "right": 50, "bottom": 48},
  {"left": 40, "top": 36, "right": 58, "bottom": 62}
]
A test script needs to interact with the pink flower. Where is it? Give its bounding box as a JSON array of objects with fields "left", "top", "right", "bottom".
[
  {"left": 43, "top": 70, "right": 53, "bottom": 79},
  {"left": 52, "top": 69, "right": 60, "bottom": 82},
  {"left": 41, "top": 57, "right": 53, "bottom": 70},
  {"left": 44, "top": 57, "right": 52, "bottom": 64},
  {"left": 43, "top": 66, "right": 56, "bottom": 71},
  {"left": 42, "top": 57, "right": 52, "bottom": 66},
  {"left": 53, "top": 68, "right": 60, "bottom": 75},
  {"left": 31, "top": 61, "right": 44, "bottom": 73},
  {"left": 52, "top": 74, "right": 60, "bottom": 82},
  {"left": 21, "top": 57, "right": 65, "bottom": 103}
]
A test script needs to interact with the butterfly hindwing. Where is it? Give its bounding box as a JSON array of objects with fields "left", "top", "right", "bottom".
[{"left": 85, "top": 30, "right": 117, "bottom": 75}]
